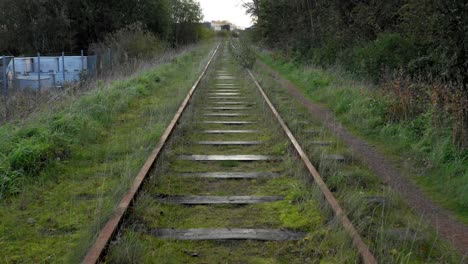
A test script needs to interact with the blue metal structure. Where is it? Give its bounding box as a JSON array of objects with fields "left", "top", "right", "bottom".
[
  {"left": 2, "top": 56, "right": 6, "bottom": 99},
  {"left": 2, "top": 50, "right": 97, "bottom": 90},
  {"left": 1, "top": 48, "right": 118, "bottom": 122}
]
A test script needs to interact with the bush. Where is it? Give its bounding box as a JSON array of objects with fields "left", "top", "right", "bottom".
[
  {"left": 91, "top": 23, "right": 167, "bottom": 62},
  {"left": 197, "top": 27, "right": 215, "bottom": 40},
  {"left": 350, "top": 33, "right": 416, "bottom": 80},
  {"left": 231, "top": 39, "right": 256, "bottom": 69},
  {"left": 310, "top": 39, "right": 340, "bottom": 67}
]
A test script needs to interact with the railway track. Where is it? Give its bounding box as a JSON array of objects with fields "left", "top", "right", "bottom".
[{"left": 83, "top": 43, "right": 377, "bottom": 263}]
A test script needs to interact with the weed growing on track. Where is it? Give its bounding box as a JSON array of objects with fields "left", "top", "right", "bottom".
[
  {"left": 0, "top": 43, "right": 215, "bottom": 263},
  {"left": 256, "top": 51, "right": 468, "bottom": 224},
  {"left": 252, "top": 61, "right": 464, "bottom": 262}
]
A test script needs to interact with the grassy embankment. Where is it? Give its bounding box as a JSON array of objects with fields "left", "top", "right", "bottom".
[
  {"left": 256, "top": 51, "right": 468, "bottom": 224},
  {"left": 0, "top": 43, "right": 214, "bottom": 263},
  {"left": 252, "top": 53, "right": 463, "bottom": 262}
]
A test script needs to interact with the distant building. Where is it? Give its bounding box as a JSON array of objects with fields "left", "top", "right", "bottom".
[
  {"left": 210, "top": 22, "right": 224, "bottom": 31},
  {"left": 206, "top": 21, "right": 237, "bottom": 32}
]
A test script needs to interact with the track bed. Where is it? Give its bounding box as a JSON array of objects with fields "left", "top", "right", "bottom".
[{"left": 90, "top": 45, "right": 369, "bottom": 263}]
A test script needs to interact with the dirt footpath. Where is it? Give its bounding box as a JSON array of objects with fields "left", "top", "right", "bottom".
[{"left": 255, "top": 61, "right": 468, "bottom": 256}]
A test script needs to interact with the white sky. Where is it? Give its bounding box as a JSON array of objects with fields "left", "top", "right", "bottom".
[{"left": 198, "top": 0, "right": 253, "bottom": 29}]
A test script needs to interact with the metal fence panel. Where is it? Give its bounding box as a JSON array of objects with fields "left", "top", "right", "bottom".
[
  {"left": 0, "top": 48, "right": 123, "bottom": 123},
  {"left": 1, "top": 51, "right": 100, "bottom": 90}
]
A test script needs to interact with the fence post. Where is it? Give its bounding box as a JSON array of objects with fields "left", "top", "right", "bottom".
[
  {"left": 12, "top": 57, "right": 16, "bottom": 91},
  {"left": 95, "top": 51, "right": 99, "bottom": 78},
  {"left": 37, "top": 53, "right": 41, "bottom": 91},
  {"left": 81, "top": 50, "right": 84, "bottom": 72},
  {"left": 2, "top": 56, "right": 6, "bottom": 98},
  {"left": 62, "top": 51, "right": 65, "bottom": 87},
  {"left": 2, "top": 56, "right": 7, "bottom": 120}
]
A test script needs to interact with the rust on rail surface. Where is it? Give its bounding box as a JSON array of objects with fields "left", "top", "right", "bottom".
[
  {"left": 247, "top": 69, "right": 378, "bottom": 264},
  {"left": 82, "top": 44, "right": 220, "bottom": 264}
]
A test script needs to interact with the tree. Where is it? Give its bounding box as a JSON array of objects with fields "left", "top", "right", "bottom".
[
  {"left": 171, "top": 0, "right": 203, "bottom": 46},
  {"left": 0, "top": 0, "right": 205, "bottom": 54}
]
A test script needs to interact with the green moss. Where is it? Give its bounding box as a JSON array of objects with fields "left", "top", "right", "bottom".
[
  {"left": 109, "top": 231, "right": 357, "bottom": 264},
  {"left": 272, "top": 199, "right": 322, "bottom": 231}
]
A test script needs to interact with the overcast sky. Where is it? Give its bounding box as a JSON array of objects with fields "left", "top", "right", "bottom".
[{"left": 198, "top": 0, "right": 253, "bottom": 28}]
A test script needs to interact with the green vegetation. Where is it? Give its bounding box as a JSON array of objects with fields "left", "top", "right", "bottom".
[
  {"left": 105, "top": 45, "right": 463, "bottom": 263},
  {"left": 256, "top": 52, "right": 468, "bottom": 223},
  {"left": 244, "top": 0, "right": 467, "bottom": 83},
  {"left": 106, "top": 46, "right": 359, "bottom": 263},
  {"left": 90, "top": 23, "right": 168, "bottom": 61},
  {"left": 0, "top": 43, "right": 214, "bottom": 262},
  {"left": 252, "top": 59, "right": 463, "bottom": 262},
  {"left": 243, "top": 0, "right": 467, "bottom": 150},
  {"left": 0, "top": 0, "right": 205, "bottom": 54},
  {"left": 230, "top": 39, "right": 257, "bottom": 69}
]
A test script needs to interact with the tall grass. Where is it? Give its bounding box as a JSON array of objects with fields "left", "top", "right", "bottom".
[
  {"left": 0, "top": 42, "right": 215, "bottom": 263},
  {"left": 257, "top": 51, "right": 468, "bottom": 222},
  {"left": 252, "top": 59, "right": 463, "bottom": 262},
  {"left": 0, "top": 43, "right": 205, "bottom": 198}
]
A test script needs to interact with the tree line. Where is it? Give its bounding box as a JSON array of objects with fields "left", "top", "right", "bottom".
[
  {"left": 244, "top": 0, "right": 468, "bottom": 149},
  {"left": 245, "top": 0, "right": 467, "bottom": 87},
  {"left": 0, "top": 0, "right": 204, "bottom": 55}
]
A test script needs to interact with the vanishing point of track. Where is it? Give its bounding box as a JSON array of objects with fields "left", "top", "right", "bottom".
[{"left": 83, "top": 43, "right": 377, "bottom": 264}]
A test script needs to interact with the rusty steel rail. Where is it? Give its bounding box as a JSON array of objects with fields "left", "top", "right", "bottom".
[
  {"left": 247, "top": 69, "right": 378, "bottom": 264},
  {"left": 82, "top": 43, "right": 220, "bottom": 264}
]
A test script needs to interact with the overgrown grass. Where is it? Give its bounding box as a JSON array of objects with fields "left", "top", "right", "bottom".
[
  {"left": 0, "top": 43, "right": 215, "bottom": 262},
  {"left": 256, "top": 51, "right": 468, "bottom": 224},
  {"left": 253, "top": 55, "right": 463, "bottom": 262},
  {"left": 106, "top": 45, "right": 359, "bottom": 263}
]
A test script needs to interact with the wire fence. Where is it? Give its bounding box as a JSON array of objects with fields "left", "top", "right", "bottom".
[
  {"left": 0, "top": 48, "right": 121, "bottom": 122},
  {"left": 0, "top": 44, "right": 200, "bottom": 125}
]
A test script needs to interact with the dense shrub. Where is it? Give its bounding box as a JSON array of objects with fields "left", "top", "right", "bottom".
[
  {"left": 0, "top": 0, "right": 203, "bottom": 55},
  {"left": 246, "top": 0, "right": 468, "bottom": 150},
  {"left": 247, "top": 0, "right": 468, "bottom": 85},
  {"left": 91, "top": 23, "right": 167, "bottom": 62},
  {"left": 198, "top": 27, "right": 215, "bottom": 40},
  {"left": 231, "top": 39, "right": 256, "bottom": 69},
  {"left": 310, "top": 39, "right": 340, "bottom": 67},
  {"left": 350, "top": 34, "right": 417, "bottom": 80}
]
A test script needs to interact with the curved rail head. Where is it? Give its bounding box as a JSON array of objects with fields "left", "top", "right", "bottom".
[
  {"left": 82, "top": 43, "right": 221, "bottom": 264},
  {"left": 245, "top": 65, "right": 378, "bottom": 264}
]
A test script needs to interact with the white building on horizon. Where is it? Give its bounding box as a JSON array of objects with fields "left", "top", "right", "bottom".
[{"left": 207, "top": 21, "right": 238, "bottom": 31}]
